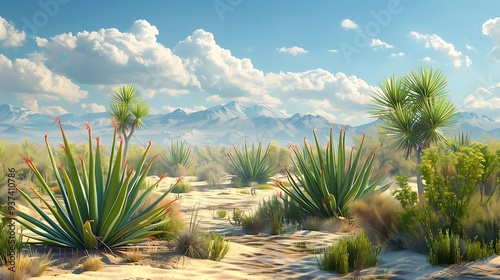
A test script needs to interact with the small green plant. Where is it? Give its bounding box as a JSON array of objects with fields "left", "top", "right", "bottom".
[
  {"left": 227, "top": 140, "right": 279, "bottom": 185},
  {"left": 216, "top": 210, "right": 227, "bottom": 219},
  {"left": 257, "top": 184, "right": 274, "bottom": 190},
  {"left": 171, "top": 180, "right": 192, "bottom": 193},
  {"left": 81, "top": 254, "right": 104, "bottom": 271},
  {"left": 277, "top": 127, "right": 390, "bottom": 218},
  {"left": 240, "top": 210, "right": 266, "bottom": 235},
  {"left": 426, "top": 230, "right": 461, "bottom": 265},
  {"left": 237, "top": 189, "right": 250, "bottom": 195},
  {"left": 176, "top": 206, "right": 209, "bottom": 259},
  {"left": 464, "top": 237, "right": 494, "bottom": 262},
  {"left": 320, "top": 231, "right": 379, "bottom": 275},
  {"left": 162, "top": 138, "right": 194, "bottom": 177},
  {"left": 207, "top": 232, "right": 230, "bottom": 261},
  {"left": 228, "top": 208, "right": 244, "bottom": 227},
  {"left": 259, "top": 196, "right": 284, "bottom": 235},
  {"left": 0, "top": 217, "right": 24, "bottom": 265}
]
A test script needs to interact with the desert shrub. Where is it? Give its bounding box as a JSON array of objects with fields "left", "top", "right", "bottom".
[
  {"left": 257, "top": 184, "right": 274, "bottom": 190},
  {"left": 207, "top": 232, "right": 230, "bottom": 261},
  {"left": 15, "top": 120, "right": 177, "bottom": 249},
  {"left": 320, "top": 231, "right": 379, "bottom": 275},
  {"left": 302, "top": 216, "right": 325, "bottom": 231},
  {"left": 162, "top": 138, "right": 194, "bottom": 177},
  {"left": 0, "top": 218, "right": 24, "bottom": 266},
  {"left": 81, "top": 254, "right": 103, "bottom": 271},
  {"left": 216, "top": 210, "right": 227, "bottom": 219},
  {"left": 259, "top": 196, "right": 284, "bottom": 235},
  {"left": 228, "top": 208, "right": 244, "bottom": 227},
  {"left": 464, "top": 237, "right": 494, "bottom": 262},
  {"left": 462, "top": 196, "right": 500, "bottom": 244},
  {"left": 240, "top": 210, "right": 266, "bottom": 235},
  {"left": 196, "top": 161, "right": 226, "bottom": 186},
  {"left": 123, "top": 247, "right": 144, "bottom": 262},
  {"left": 426, "top": 230, "right": 461, "bottom": 265},
  {"left": 237, "top": 189, "right": 250, "bottom": 195},
  {"left": 351, "top": 192, "right": 404, "bottom": 248},
  {"left": 176, "top": 206, "right": 209, "bottom": 259},
  {"left": 277, "top": 127, "right": 390, "bottom": 218},
  {"left": 171, "top": 180, "right": 192, "bottom": 193},
  {"left": 266, "top": 140, "right": 291, "bottom": 174},
  {"left": 232, "top": 177, "right": 243, "bottom": 188},
  {"left": 27, "top": 249, "right": 53, "bottom": 277},
  {"left": 227, "top": 140, "right": 279, "bottom": 186}
]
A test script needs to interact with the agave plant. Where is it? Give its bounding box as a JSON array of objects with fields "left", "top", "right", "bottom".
[
  {"left": 14, "top": 118, "right": 177, "bottom": 249},
  {"left": 227, "top": 140, "right": 279, "bottom": 186},
  {"left": 276, "top": 126, "right": 390, "bottom": 218}
]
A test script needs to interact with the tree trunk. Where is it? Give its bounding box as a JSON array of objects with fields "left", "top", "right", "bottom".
[{"left": 416, "top": 146, "right": 424, "bottom": 200}]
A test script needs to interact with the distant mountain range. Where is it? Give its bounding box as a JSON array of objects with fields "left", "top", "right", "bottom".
[{"left": 0, "top": 102, "right": 499, "bottom": 147}]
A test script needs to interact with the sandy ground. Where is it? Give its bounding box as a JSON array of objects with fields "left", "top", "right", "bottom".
[{"left": 15, "top": 176, "right": 500, "bottom": 279}]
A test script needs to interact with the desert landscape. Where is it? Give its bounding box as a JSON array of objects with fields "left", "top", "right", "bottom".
[{"left": 5, "top": 176, "right": 490, "bottom": 280}]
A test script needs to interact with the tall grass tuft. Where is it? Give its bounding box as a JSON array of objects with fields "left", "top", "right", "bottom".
[
  {"left": 259, "top": 195, "right": 284, "bottom": 235},
  {"left": 277, "top": 126, "right": 390, "bottom": 218},
  {"left": 227, "top": 140, "right": 279, "bottom": 186},
  {"left": 426, "top": 230, "right": 461, "bottom": 265},
  {"left": 207, "top": 232, "right": 230, "bottom": 261},
  {"left": 162, "top": 138, "right": 193, "bottom": 177},
  {"left": 176, "top": 205, "right": 209, "bottom": 259}
]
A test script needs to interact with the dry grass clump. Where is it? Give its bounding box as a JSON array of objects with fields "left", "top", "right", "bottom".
[
  {"left": 81, "top": 254, "right": 104, "bottom": 271},
  {"left": 122, "top": 247, "right": 145, "bottom": 263},
  {"left": 176, "top": 206, "right": 209, "bottom": 259},
  {"left": 0, "top": 250, "right": 52, "bottom": 280},
  {"left": 351, "top": 192, "right": 404, "bottom": 248},
  {"left": 461, "top": 196, "right": 500, "bottom": 243}
]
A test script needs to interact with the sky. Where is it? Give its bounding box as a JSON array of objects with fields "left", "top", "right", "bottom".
[{"left": 0, "top": 0, "right": 499, "bottom": 125}]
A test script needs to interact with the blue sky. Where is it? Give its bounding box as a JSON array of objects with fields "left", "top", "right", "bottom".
[{"left": 0, "top": 0, "right": 499, "bottom": 125}]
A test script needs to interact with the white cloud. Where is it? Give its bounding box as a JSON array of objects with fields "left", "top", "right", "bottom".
[
  {"left": 162, "top": 105, "right": 206, "bottom": 114},
  {"left": 23, "top": 99, "right": 68, "bottom": 115},
  {"left": 313, "top": 109, "right": 337, "bottom": 122},
  {"left": 328, "top": 49, "right": 339, "bottom": 53},
  {"left": 206, "top": 94, "right": 224, "bottom": 103},
  {"left": 409, "top": 31, "right": 472, "bottom": 67},
  {"left": 482, "top": 17, "right": 500, "bottom": 61},
  {"left": 277, "top": 46, "right": 308, "bottom": 55},
  {"left": 465, "top": 44, "right": 477, "bottom": 52},
  {"left": 0, "top": 54, "right": 87, "bottom": 103},
  {"left": 33, "top": 20, "right": 201, "bottom": 97},
  {"left": 341, "top": 19, "right": 359, "bottom": 30},
  {"left": 389, "top": 52, "right": 405, "bottom": 57},
  {"left": 464, "top": 83, "right": 500, "bottom": 109},
  {"left": 422, "top": 56, "right": 435, "bottom": 62},
  {"left": 370, "top": 39, "right": 393, "bottom": 50},
  {"left": 0, "top": 16, "right": 25, "bottom": 47},
  {"left": 81, "top": 103, "right": 106, "bottom": 113}
]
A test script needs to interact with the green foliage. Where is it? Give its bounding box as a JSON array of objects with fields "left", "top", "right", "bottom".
[
  {"left": 0, "top": 218, "right": 24, "bottom": 265},
  {"left": 266, "top": 141, "right": 291, "bottom": 174},
  {"left": 426, "top": 230, "right": 461, "bottom": 265},
  {"left": 162, "top": 138, "right": 194, "bottom": 177},
  {"left": 207, "top": 232, "right": 230, "bottom": 261},
  {"left": 462, "top": 196, "right": 500, "bottom": 244},
  {"left": 154, "top": 215, "right": 183, "bottom": 241},
  {"left": 15, "top": 120, "right": 176, "bottom": 249},
  {"left": 215, "top": 210, "right": 227, "bottom": 219},
  {"left": 196, "top": 161, "right": 226, "bottom": 186},
  {"left": 392, "top": 176, "right": 418, "bottom": 208},
  {"left": 281, "top": 193, "right": 305, "bottom": 226},
  {"left": 277, "top": 126, "right": 390, "bottom": 218},
  {"left": 240, "top": 210, "right": 266, "bottom": 235},
  {"left": 320, "top": 231, "right": 379, "bottom": 275},
  {"left": 464, "top": 237, "right": 494, "bottom": 262},
  {"left": 227, "top": 140, "right": 279, "bottom": 185},
  {"left": 259, "top": 196, "right": 284, "bottom": 235},
  {"left": 171, "top": 180, "right": 192, "bottom": 193},
  {"left": 420, "top": 146, "right": 485, "bottom": 233}
]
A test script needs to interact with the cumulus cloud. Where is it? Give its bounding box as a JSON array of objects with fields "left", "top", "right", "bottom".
[
  {"left": 464, "top": 83, "right": 500, "bottom": 110},
  {"left": 313, "top": 109, "right": 337, "bottom": 122},
  {"left": 277, "top": 46, "right": 308, "bottom": 55},
  {"left": 0, "top": 16, "right": 25, "bottom": 47},
  {"left": 482, "top": 17, "right": 500, "bottom": 61},
  {"left": 23, "top": 99, "right": 68, "bottom": 115},
  {"left": 389, "top": 52, "right": 405, "bottom": 57},
  {"left": 0, "top": 54, "right": 87, "bottom": 104},
  {"left": 370, "top": 39, "right": 393, "bottom": 50},
  {"left": 465, "top": 44, "right": 477, "bottom": 52},
  {"left": 328, "top": 49, "right": 339, "bottom": 53},
  {"left": 341, "top": 19, "right": 359, "bottom": 30},
  {"left": 409, "top": 31, "right": 472, "bottom": 67},
  {"left": 81, "top": 103, "right": 106, "bottom": 113},
  {"left": 33, "top": 19, "right": 200, "bottom": 97}
]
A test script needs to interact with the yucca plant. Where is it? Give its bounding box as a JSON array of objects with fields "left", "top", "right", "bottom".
[
  {"left": 162, "top": 138, "right": 193, "bottom": 177},
  {"left": 227, "top": 140, "right": 279, "bottom": 186},
  {"left": 13, "top": 118, "right": 177, "bottom": 249},
  {"left": 277, "top": 126, "right": 390, "bottom": 218}
]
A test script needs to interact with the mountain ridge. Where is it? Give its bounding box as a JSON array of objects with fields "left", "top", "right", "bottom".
[{"left": 0, "top": 102, "right": 498, "bottom": 146}]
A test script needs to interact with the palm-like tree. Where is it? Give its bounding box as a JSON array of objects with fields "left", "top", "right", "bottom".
[
  {"left": 109, "top": 84, "right": 151, "bottom": 161},
  {"left": 370, "top": 67, "right": 458, "bottom": 197}
]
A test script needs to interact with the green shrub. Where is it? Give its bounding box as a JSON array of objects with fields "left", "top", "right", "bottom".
[
  {"left": 0, "top": 218, "right": 24, "bottom": 265},
  {"left": 154, "top": 216, "right": 184, "bottom": 241},
  {"left": 228, "top": 208, "right": 244, "bottom": 227},
  {"left": 464, "top": 237, "right": 494, "bottom": 262},
  {"left": 426, "top": 230, "right": 461, "bottom": 265},
  {"left": 320, "top": 231, "right": 379, "bottom": 275},
  {"left": 277, "top": 127, "right": 390, "bottom": 218},
  {"left": 227, "top": 140, "right": 279, "bottom": 185},
  {"left": 462, "top": 196, "right": 500, "bottom": 244},
  {"left": 162, "top": 138, "right": 194, "bottom": 177},
  {"left": 207, "top": 232, "right": 230, "bottom": 261},
  {"left": 216, "top": 210, "right": 227, "bottom": 219},
  {"left": 259, "top": 196, "right": 284, "bottom": 235},
  {"left": 15, "top": 120, "right": 176, "bottom": 249},
  {"left": 241, "top": 210, "right": 266, "bottom": 235},
  {"left": 171, "top": 180, "right": 192, "bottom": 193}
]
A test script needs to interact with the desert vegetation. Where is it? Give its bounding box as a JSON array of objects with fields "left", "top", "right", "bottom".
[{"left": 1, "top": 72, "right": 500, "bottom": 279}]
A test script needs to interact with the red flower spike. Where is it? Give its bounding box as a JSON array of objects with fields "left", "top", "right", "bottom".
[
  {"left": 22, "top": 156, "right": 31, "bottom": 164},
  {"left": 111, "top": 119, "right": 117, "bottom": 129},
  {"left": 53, "top": 116, "right": 61, "bottom": 124},
  {"left": 147, "top": 140, "right": 152, "bottom": 147},
  {"left": 78, "top": 154, "right": 84, "bottom": 162},
  {"left": 159, "top": 173, "right": 167, "bottom": 180},
  {"left": 44, "top": 134, "right": 48, "bottom": 141},
  {"left": 59, "top": 143, "right": 65, "bottom": 150},
  {"left": 152, "top": 154, "right": 160, "bottom": 161},
  {"left": 177, "top": 177, "right": 184, "bottom": 184},
  {"left": 118, "top": 133, "right": 123, "bottom": 142},
  {"left": 85, "top": 122, "right": 91, "bottom": 131},
  {"left": 95, "top": 136, "right": 100, "bottom": 143},
  {"left": 87, "top": 220, "right": 94, "bottom": 223}
]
